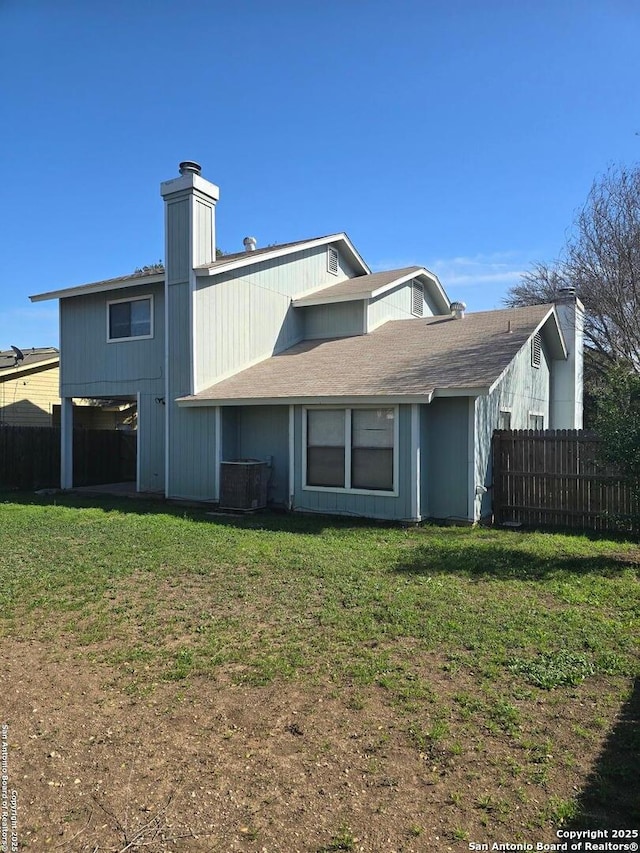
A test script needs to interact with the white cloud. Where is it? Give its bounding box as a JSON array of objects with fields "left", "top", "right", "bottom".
[{"left": 370, "top": 250, "right": 532, "bottom": 311}]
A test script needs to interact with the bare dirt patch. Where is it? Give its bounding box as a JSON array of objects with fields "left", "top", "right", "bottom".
[{"left": 1, "top": 638, "right": 625, "bottom": 852}]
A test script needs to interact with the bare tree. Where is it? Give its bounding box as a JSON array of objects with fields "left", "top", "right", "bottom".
[{"left": 506, "top": 165, "right": 640, "bottom": 370}]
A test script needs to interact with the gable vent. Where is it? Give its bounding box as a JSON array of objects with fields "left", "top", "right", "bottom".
[
  {"left": 327, "top": 246, "right": 339, "bottom": 275},
  {"left": 411, "top": 280, "right": 424, "bottom": 317},
  {"left": 531, "top": 332, "right": 542, "bottom": 368}
]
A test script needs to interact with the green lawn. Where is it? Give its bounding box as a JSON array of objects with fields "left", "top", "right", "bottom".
[{"left": 1, "top": 491, "right": 638, "bottom": 842}]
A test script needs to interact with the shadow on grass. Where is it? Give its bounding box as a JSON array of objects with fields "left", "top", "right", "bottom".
[
  {"left": 393, "top": 536, "right": 639, "bottom": 580},
  {"left": 568, "top": 677, "right": 640, "bottom": 829},
  {"left": 0, "top": 489, "right": 377, "bottom": 536}
]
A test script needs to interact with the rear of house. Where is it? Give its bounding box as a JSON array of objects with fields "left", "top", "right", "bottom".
[{"left": 31, "top": 162, "right": 583, "bottom": 523}]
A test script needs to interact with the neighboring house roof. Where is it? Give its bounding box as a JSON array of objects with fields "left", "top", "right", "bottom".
[
  {"left": 29, "top": 234, "right": 370, "bottom": 302},
  {"left": 292, "top": 266, "right": 450, "bottom": 313},
  {"left": 0, "top": 347, "right": 59, "bottom": 379},
  {"left": 179, "top": 304, "right": 564, "bottom": 406}
]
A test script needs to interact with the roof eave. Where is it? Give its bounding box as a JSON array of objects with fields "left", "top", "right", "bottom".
[
  {"left": 176, "top": 392, "right": 435, "bottom": 407},
  {"left": 417, "top": 268, "right": 451, "bottom": 314},
  {"left": 0, "top": 356, "right": 60, "bottom": 378},
  {"left": 195, "top": 233, "right": 371, "bottom": 279},
  {"left": 30, "top": 274, "right": 165, "bottom": 303}
]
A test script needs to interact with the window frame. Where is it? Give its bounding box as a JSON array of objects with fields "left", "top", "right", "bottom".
[
  {"left": 528, "top": 412, "right": 545, "bottom": 430},
  {"left": 106, "top": 294, "right": 154, "bottom": 343},
  {"left": 498, "top": 408, "right": 512, "bottom": 430},
  {"left": 303, "top": 405, "right": 399, "bottom": 497}
]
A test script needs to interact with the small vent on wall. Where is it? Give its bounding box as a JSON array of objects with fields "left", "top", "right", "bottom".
[
  {"left": 327, "top": 246, "right": 339, "bottom": 275},
  {"left": 411, "top": 280, "right": 424, "bottom": 317},
  {"left": 531, "top": 333, "right": 542, "bottom": 368}
]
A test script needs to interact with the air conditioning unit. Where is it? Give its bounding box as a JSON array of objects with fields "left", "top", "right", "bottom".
[{"left": 219, "top": 459, "right": 269, "bottom": 510}]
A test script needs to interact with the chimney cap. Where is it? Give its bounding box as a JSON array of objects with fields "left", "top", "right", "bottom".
[
  {"left": 243, "top": 236, "right": 257, "bottom": 252},
  {"left": 179, "top": 160, "right": 202, "bottom": 176},
  {"left": 557, "top": 286, "right": 577, "bottom": 300}
]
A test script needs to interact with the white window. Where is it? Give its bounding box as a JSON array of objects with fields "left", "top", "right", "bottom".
[
  {"left": 305, "top": 407, "right": 396, "bottom": 493},
  {"left": 529, "top": 413, "right": 544, "bottom": 430},
  {"left": 531, "top": 333, "right": 542, "bottom": 368},
  {"left": 327, "top": 246, "right": 339, "bottom": 275},
  {"left": 498, "top": 409, "right": 512, "bottom": 430},
  {"left": 411, "top": 280, "right": 424, "bottom": 317},
  {"left": 107, "top": 295, "right": 153, "bottom": 342}
]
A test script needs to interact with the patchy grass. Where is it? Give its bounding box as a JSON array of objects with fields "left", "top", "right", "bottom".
[{"left": 0, "top": 491, "right": 638, "bottom": 848}]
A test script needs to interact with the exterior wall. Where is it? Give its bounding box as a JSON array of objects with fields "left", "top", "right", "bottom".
[
  {"left": 422, "top": 397, "right": 471, "bottom": 522},
  {"left": 0, "top": 364, "right": 60, "bottom": 426},
  {"left": 551, "top": 298, "right": 584, "bottom": 428},
  {"left": 475, "top": 338, "right": 552, "bottom": 518},
  {"left": 59, "top": 283, "right": 165, "bottom": 398},
  {"left": 303, "top": 301, "right": 365, "bottom": 339},
  {"left": 163, "top": 177, "right": 222, "bottom": 500},
  {"left": 292, "top": 404, "right": 414, "bottom": 520},
  {"left": 194, "top": 244, "right": 358, "bottom": 390},
  {"left": 230, "top": 405, "right": 290, "bottom": 505},
  {"left": 138, "top": 393, "right": 165, "bottom": 492},
  {"left": 59, "top": 282, "right": 165, "bottom": 493},
  {"left": 368, "top": 280, "right": 435, "bottom": 331}
]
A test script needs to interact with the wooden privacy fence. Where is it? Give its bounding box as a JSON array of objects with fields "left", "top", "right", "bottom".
[
  {"left": 492, "top": 429, "right": 636, "bottom": 532},
  {"left": 0, "top": 426, "right": 136, "bottom": 490}
]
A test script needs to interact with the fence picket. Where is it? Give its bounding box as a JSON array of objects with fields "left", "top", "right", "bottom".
[{"left": 492, "top": 429, "right": 636, "bottom": 532}]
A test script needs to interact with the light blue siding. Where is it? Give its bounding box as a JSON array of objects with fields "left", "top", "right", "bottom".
[
  {"left": 303, "top": 301, "right": 365, "bottom": 339},
  {"left": 194, "top": 245, "right": 360, "bottom": 390},
  {"left": 422, "top": 397, "right": 470, "bottom": 521},
  {"left": 138, "top": 393, "right": 165, "bottom": 492},
  {"left": 228, "top": 406, "right": 290, "bottom": 505},
  {"left": 475, "top": 338, "right": 552, "bottom": 518},
  {"left": 166, "top": 198, "right": 190, "bottom": 284},
  {"left": 166, "top": 281, "right": 219, "bottom": 499},
  {"left": 292, "top": 404, "right": 413, "bottom": 520},
  {"left": 60, "top": 283, "right": 164, "bottom": 398},
  {"left": 368, "top": 281, "right": 435, "bottom": 330},
  {"left": 60, "top": 283, "right": 166, "bottom": 492}
]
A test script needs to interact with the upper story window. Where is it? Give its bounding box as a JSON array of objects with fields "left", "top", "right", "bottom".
[
  {"left": 411, "top": 280, "right": 424, "bottom": 317},
  {"left": 531, "top": 332, "right": 542, "bottom": 368},
  {"left": 107, "top": 295, "right": 153, "bottom": 342},
  {"left": 327, "top": 246, "right": 339, "bottom": 275}
]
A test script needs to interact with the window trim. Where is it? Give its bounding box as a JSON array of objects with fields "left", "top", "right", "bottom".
[
  {"left": 528, "top": 411, "right": 545, "bottom": 430},
  {"left": 302, "top": 405, "right": 399, "bottom": 497},
  {"left": 106, "top": 294, "right": 154, "bottom": 343},
  {"left": 498, "top": 408, "right": 512, "bottom": 430}
]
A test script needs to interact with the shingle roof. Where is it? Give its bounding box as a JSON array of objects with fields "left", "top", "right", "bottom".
[
  {"left": 293, "top": 267, "right": 423, "bottom": 305},
  {"left": 0, "top": 347, "right": 59, "bottom": 376},
  {"left": 181, "top": 305, "right": 557, "bottom": 404},
  {"left": 195, "top": 238, "right": 325, "bottom": 270}
]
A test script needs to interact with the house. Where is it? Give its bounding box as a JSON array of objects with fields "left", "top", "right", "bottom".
[
  {"left": 30, "top": 161, "right": 583, "bottom": 523},
  {"left": 0, "top": 347, "right": 60, "bottom": 427}
]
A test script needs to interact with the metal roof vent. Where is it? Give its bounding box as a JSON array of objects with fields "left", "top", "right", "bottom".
[
  {"left": 243, "top": 236, "right": 257, "bottom": 252},
  {"left": 178, "top": 161, "right": 202, "bottom": 176},
  {"left": 450, "top": 300, "right": 467, "bottom": 319}
]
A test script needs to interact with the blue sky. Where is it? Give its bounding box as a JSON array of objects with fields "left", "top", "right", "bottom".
[{"left": 2, "top": 0, "right": 639, "bottom": 349}]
